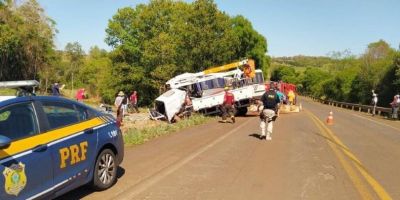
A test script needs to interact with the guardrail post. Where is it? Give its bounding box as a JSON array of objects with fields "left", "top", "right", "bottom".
[
  {"left": 378, "top": 110, "right": 381, "bottom": 116},
  {"left": 359, "top": 107, "right": 361, "bottom": 112},
  {"left": 367, "top": 108, "right": 370, "bottom": 114},
  {"left": 352, "top": 106, "right": 354, "bottom": 110}
]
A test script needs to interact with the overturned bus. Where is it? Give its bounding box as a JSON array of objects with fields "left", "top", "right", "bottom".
[{"left": 151, "top": 59, "right": 266, "bottom": 122}]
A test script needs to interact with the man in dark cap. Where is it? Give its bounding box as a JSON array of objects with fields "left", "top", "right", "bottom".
[{"left": 259, "top": 83, "right": 280, "bottom": 140}]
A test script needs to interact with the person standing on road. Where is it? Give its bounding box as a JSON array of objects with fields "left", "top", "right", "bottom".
[
  {"left": 221, "top": 86, "right": 235, "bottom": 123},
  {"left": 371, "top": 90, "right": 378, "bottom": 116},
  {"left": 129, "top": 91, "right": 140, "bottom": 113},
  {"left": 390, "top": 95, "right": 399, "bottom": 120},
  {"left": 276, "top": 90, "right": 284, "bottom": 116},
  {"left": 287, "top": 90, "right": 295, "bottom": 106},
  {"left": 259, "top": 84, "right": 280, "bottom": 140}
]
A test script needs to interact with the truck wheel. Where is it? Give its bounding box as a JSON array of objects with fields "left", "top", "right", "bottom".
[
  {"left": 235, "top": 107, "right": 248, "bottom": 116},
  {"left": 240, "top": 107, "right": 248, "bottom": 116},
  {"left": 92, "top": 149, "right": 117, "bottom": 190}
]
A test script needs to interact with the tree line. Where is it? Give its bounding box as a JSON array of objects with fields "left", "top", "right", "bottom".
[
  {"left": 104, "top": 0, "right": 269, "bottom": 105},
  {"left": 271, "top": 40, "right": 400, "bottom": 107},
  {"left": 0, "top": 0, "right": 269, "bottom": 106}
]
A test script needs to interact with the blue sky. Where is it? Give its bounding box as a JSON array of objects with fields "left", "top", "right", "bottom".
[{"left": 38, "top": 0, "right": 400, "bottom": 57}]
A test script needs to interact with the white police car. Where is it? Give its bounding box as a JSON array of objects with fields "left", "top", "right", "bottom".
[{"left": 0, "top": 81, "right": 124, "bottom": 199}]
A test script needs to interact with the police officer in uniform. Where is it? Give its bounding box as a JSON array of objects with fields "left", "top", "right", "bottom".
[{"left": 260, "top": 84, "right": 280, "bottom": 140}]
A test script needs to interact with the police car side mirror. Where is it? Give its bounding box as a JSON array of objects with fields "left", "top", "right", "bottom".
[{"left": 0, "top": 135, "right": 11, "bottom": 149}]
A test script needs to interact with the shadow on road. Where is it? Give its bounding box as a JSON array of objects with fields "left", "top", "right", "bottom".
[
  {"left": 243, "top": 112, "right": 260, "bottom": 117},
  {"left": 249, "top": 133, "right": 263, "bottom": 140},
  {"left": 218, "top": 120, "right": 234, "bottom": 123},
  {"left": 55, "top": 166, "right": 125, "bottom": 200}
]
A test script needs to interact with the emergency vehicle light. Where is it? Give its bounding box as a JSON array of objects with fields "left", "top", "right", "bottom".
[{"left": 0, "top": 80, "right": 39, "bottom": 89}]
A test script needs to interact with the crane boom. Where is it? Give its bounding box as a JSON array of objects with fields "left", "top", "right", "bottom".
[
  {"left": 166, "top": 58, "right": 256, "bottom": 89},
  {"left": 203, "top": 59, "right": 249, "bottom": 74}
]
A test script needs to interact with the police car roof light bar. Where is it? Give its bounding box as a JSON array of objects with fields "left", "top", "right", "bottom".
[
  {"left": 0, "top": 80, "right": 40, "bottom": 96},
  {"left": 0, "top": 80, "right": 39, "bottom": 89}
]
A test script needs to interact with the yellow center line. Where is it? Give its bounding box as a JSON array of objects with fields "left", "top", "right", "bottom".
[
  {"left": 305, "top": 110, "right": 393, "bottom": 200},
  {"left": 307, "top": 112, "right": 374, "bottom": 200}
]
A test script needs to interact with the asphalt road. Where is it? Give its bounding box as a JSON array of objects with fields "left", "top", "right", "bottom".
[{"left": 59, "top": 97, "right": 400, "bottom": 200}]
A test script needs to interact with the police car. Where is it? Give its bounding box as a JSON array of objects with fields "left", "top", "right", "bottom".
[{"left": 0, "top": 80, "right": 124, "bottom": 199}]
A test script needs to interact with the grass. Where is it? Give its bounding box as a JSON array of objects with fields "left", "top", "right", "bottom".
[
  {"left": 2, "top": 87, "right": 212, "bottom": 145},
  {"left": 123, "top": 114, "right": 213, "bottom": 146},
  {"left": 0, "top": 88, "right": 16, "bottom": 96}
]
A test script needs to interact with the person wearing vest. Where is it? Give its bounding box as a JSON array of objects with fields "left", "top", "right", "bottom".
[
  {"left": 287, "top": 90, "right": 296, "bottom": 105},
  {"left": 221, "top": 86, "right": 235, "bottom": 123},
  {"left": 260, "top": 84, "right": 280, "bottom": 140}
]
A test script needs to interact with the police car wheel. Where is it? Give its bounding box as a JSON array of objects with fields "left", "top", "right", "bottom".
[{"left": 92, "top": 149, "right": 117, "bottom": 190}]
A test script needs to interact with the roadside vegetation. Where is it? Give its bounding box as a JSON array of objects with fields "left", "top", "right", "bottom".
[
  {"left": 123, "top": 114, "right": 212, "bottom": 146},
  {"left": 271, "top": 41, "right": 400, "bottom": 106},
  {"left": 1, "top": 0, "right": 269, "bottom": 107},
  {"left": 0, "top": 89, "right": 15, "bottom": 96},
  {"left": 2, "top": 0, "right": 399, "bottom": 143}
]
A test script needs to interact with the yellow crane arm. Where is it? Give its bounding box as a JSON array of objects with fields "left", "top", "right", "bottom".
[{"left": 203, "top": 59, "right": 256, "bottom": 78}]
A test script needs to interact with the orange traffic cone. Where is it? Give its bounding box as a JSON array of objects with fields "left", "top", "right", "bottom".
[{"left": 326, "top": 111, "right": 334, "bottom": 125}]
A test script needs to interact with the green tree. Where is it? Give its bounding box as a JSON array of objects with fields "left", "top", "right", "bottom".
[
  {"left": 105, "top": 0, "right": 268, "bottom": 105},
  {"left": 64, "top": 42, "right": 84, "bottom": 96},
  {"left": 0, "top": 0, "right": 56, "bottom": 81},
  {"left": 270, "top": 66, "right": 298, "bottom": 83},
  {"left": 394, "top": 53, "right": 400, "bottom": 90},
  {"left": 78, "top": 46, "right": 112, "bottom": 98},
  {"left": 300, "top": 67, "right": 330, "bottom": 97},
  {"left": 231, "top": 15, "right": 269, "bottom": 76},
  {"left": 184, "top": 0, "right": 238, "bottom": 72},
  {"left": 349, "top": 40, "right": 395, "bottom": 104},
  {"left": 376, "top": 51, "right": 400, "bottom": 106}
]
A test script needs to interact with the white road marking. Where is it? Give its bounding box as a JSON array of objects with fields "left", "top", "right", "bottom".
[
  {"left": 352, "top": 114, "right": 400, "bottom": 132},
  {"left": 116, "top": 118, "right": 253, "bottom": 200}
]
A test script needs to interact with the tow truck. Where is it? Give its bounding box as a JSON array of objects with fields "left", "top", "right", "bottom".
[{"left": 151, "top": 59, "right": 266, "bottom": 122}]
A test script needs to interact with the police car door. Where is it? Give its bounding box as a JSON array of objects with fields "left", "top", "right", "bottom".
[
  {"left": 39, "top": 101, "right": 100, "bottom": 195},
  {"left": 0, "top": 101, "right": 53, "bottom": 200}
]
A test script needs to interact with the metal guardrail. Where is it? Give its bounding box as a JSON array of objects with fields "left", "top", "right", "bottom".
[{"left": 307, "top": 96, "right": 398, "bottom": 117}]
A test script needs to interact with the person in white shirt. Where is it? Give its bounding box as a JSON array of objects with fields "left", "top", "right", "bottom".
[
  {"left": 371, "top": 90, "right": 378, "bottom": 116},
  {"left": 114, "top": 91, "right": 125, "bottom": 125}
]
